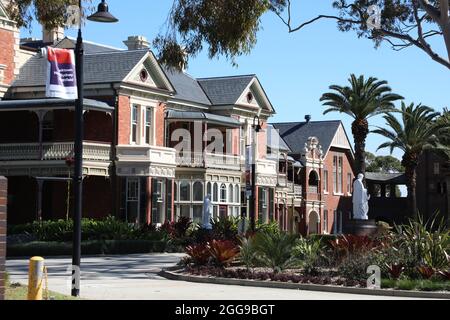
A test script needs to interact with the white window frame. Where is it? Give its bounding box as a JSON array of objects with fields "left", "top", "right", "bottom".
[
  {"left": 144, "top": 106, "right": 154, "bottom": 145},
  {"left": 131, "top": 105, "right": 139, "bottom": 144},
  {"left": 126, "top": 178, "right": 140, "bottom": 223}
]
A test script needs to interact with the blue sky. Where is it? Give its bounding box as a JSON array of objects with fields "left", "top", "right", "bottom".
[{"left": 21, "top": 1, "right": 450, "bottom": 160}]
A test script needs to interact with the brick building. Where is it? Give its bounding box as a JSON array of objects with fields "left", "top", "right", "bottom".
[{"left": 272, "top": 120, "right": 355, "bottom": 235}]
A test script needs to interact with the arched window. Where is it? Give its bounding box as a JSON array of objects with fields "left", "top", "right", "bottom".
[
  {"left": 308, "top": 170, "right": 319, "bottom": 193},
  {"left": 206, "top": 182, "right": 212, "bottom": 197},
  {"left": 220, "top": 184, "right": 227, "bottom": 203},
  {"left": 179, "top": 181, "right": 191, "bottom": 201},
  {"left": 235, "top": 184, "right": 240, "bottom": 204},
  {"left": 213, "top": 183, "right": 219, "bottom": 202},
  {"left": 228, "top": 184, "right": 234, "bottom": 203},
  {"left": 193, "top": 181, "right": 203, "bottom": 202}
]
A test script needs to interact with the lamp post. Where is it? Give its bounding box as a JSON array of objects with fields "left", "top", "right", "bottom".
[
  {"left": 250, "top": 116, "right": 262, "bottom": 232},
  {"left": 72, "top": 0, "right": 118, "bottom": 297}
]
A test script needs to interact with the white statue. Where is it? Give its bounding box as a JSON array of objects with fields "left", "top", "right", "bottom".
[
  {"left": 202, "top": 194, "right": 213, "bottom": 230},
  {"left": 353, "top": 173, "right": 370, "bottom": 220}
]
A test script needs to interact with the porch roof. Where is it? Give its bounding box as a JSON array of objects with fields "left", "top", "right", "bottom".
[
  {"left": 365, "top": 172, "right": 407, "bottom": 185},
  {"left": 166, "top": 110, "right": 242, "bottom": 128},
  {"left": 0, "top": 98, "right": 114, "bottom": 113}
]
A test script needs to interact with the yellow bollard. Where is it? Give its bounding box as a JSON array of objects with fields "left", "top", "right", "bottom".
[{"left": 28, "top": 256, "right": 45, "bottom": 300}]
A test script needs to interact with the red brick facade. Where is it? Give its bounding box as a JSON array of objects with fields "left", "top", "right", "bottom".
[
  {"left": 155, "top": 103, "right": 166, "bottom": 147},
  {"left": 0, "top": 177, "right": 7, "bottom": 301},
  {"left": 118, "top": 95, "right": 131, "bottom": 145},
  {"left": 321, "top": 148, "right": 354, "bottom": 234},
  {"left": 0, "top": 28, "right": 15, "bottom": 85}
]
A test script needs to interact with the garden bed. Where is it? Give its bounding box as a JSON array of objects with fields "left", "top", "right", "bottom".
[{"left": 160, "top": 267, "right": 450, "bottom": 299}]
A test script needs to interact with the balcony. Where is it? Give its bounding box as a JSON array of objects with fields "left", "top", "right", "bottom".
[
  {"left": 0, "top": 142, "right": 112, "bottom": 176},
  {"left": 255, "top": 159, "right": 278, "bottom": 187},
  {"left": 175, "top": 152, "right": 241, "bottom": 172},
  {"left": 277, "top": 173, "right": 287, "bottom": 187},
  {"left": 287, "top": 182, "right": 303, "bottom": 197},
  {"left": 116, "top": 145, "right": 177, "bottom": 178},
  {"left": 0, "top": 142, "right": 112, "bottom": 162}
]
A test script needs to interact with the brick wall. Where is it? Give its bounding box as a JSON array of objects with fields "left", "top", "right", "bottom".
[
  {"left": 0, "top": 28, "right": 15, "bottom": 85},
  {"left": 0, "top": 176, "right": 7, "bottom": 301},
  {"left": 118, "top": 95, "right": 131, "bottom": 145},
  {"left": 155, "top": 103, "right": 166, "bottom": 147},
  {"left": 322, "top": 148, "right": 354, "bottom": 234}
]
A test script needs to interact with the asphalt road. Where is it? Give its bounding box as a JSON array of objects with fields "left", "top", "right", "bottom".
[{"left": 6, "top": 254, "right": 422, "bottom": 300}]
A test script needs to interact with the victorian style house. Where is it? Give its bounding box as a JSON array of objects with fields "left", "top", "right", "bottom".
[{"left": 0, "top": 2, "right": 359, "bottom": 235}]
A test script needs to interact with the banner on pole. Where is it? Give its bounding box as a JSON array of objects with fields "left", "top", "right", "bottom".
[{"left": 43, "top": 47, "right": 77, "bottom": 99}]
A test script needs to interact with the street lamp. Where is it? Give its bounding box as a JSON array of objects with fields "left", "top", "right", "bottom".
[
  {"left": 72, "top": 0, "right": 118, "bottom": 298},
  {"left": 250, "top": 116, "right": 262, "bottom": 232}
]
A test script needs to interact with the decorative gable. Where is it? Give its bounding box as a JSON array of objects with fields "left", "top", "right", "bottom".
[
  {"left": 235, "top": 78, "right": 274, "bottom": 113},
  {"left": 0, "top": 2, "right": 8, "bottom": 19},
  {"left": 330, "top": 123, "right": 352, "bottom": 151},
  {"left": 123, "top": 52, "right": 175, "bottom": 93}
]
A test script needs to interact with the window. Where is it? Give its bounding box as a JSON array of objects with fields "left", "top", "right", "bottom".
[
  {"left": 213, "top": 183, "right": 219, "bottom": 202},
  {"left": 131, "top": 105, "right": 139, "bottom": 143},
  {"left": 333, "top": 155, "right": 343, "bottom": 194},
  {"left": 220, "top": 184, "right": 227, "bottom": 203},
  {"left": 338, "top": 157, "right": 343, "bottom": 194},
  {"left": 152, "top": 179, "right": 165, "bottom": 225},
  {"left": 235, "top": 184, "right": 240, "bottom": 204},
  {"left": 42, "top": 112, "right": 54, "bottom": 142},
  {"left": 333, "top": 157, "right": 337, "bottom": 193},
  {"left": 333, "top": 210, "right": 338, "bottom": 234},
  {"left": 145, "top": 107, "right": 153, "bottom": 144},
  {"left": 126, "top": 178, "right": 140, "bottom": 223},
  {"left": 174, "top": 182, "right": 178, "bottom": 202},
  {"left": 180, "top": 205, "right": 190, "bottom": 218},
  {"left": 228, "top": 185, "right": 234, "bottom": 203},
  {"left": 206, "top": 182, "right": 212, "bottom": 197},
  {"left": 347, "top": 173, "right": 353, "bottom": 194},
  {"left": 323, "top": 210, "right": 328, "bottom": 234},
  {"left": 323, "top": 170, "right": 329, "bottom": 193},
  {"left": 434, "top": 163, "right": 440, "bottom": 175},
  {"left": 240, "top": 125, "right": 246, "bottom": 157},
  {"left": 179, "top": 181, "right": 190, "bottom": 201},
  {"left": 193, "top": 205, "right": 203, "bottom": 224},
  {"left": 193, "top": 181, "right": 203, "bottom": 202}
]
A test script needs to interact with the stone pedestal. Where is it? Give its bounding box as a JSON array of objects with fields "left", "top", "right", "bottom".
[{"left": 343, "top": 219, "right": 378, "bottom": 237}]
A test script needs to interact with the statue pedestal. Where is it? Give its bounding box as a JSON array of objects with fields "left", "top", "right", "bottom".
[{"left": 343, "top": 219, "right": 378, "bottom": 237}]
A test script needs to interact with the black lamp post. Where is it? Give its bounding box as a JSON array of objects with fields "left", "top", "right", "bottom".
[
  {"left": 72, "top": 0, "right": 118, "bottom": 298},
  {"left": 250, "top": 116, "right": 262, "bottom": 232}
]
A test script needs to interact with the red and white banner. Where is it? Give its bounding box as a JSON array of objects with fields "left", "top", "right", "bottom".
[{"left": 42, "top": 47, "right": 77, "bottom": 99}]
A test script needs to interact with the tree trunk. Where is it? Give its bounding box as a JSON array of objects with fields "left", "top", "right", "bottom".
[
  {"left": 352, "top": 119, "right": 368, "bottom": 175},
  {"left": 404, "top": 164, "right": 418, "bottom": 218}
]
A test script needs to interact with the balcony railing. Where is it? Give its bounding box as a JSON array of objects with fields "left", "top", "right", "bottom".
[
  {"left": 176, "top": 152, "right": 241, "bottom": 171},
  {"left": 287, "top": 182, "right": 303, "bottom": 196},
  {"left": 0, "top": 142, "right": 112, "bottom": 162},
  {"left": 277, "top": 173, "right": 287, "bottom": 187}
]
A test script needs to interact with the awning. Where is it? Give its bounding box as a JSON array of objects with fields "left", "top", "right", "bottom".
[
  {"left": 166, "top": 110, "right": 242, "bottom": 128},
  {"left": 0, "top": 98, "right": 114, "bottom": 113},
  {"left": 293, "top": 161, "right": 303, "bottom": 168}
]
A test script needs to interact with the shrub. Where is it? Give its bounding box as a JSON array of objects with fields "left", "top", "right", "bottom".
[
  {"left": 207, "top": 239, "right": 240, "bottom": 267},
  {"left": 256, "top": 221, "right": 281, "bottom": 237},
  {"left": 253, "top": 231, "right": 299, "bottom": 273},
  {"left": 337, "top": 252, "right": 377, "bottom": 282},
  {"left": 417, "top": 265, "right": 435, "bottom": 279},
  {"left": 438, "top": 270, "right": 450, "bottom": 281},
  {"left": 211, "top": 217, "right": 239, "bottom": 241},
  {"left": 385, "top": 263, "right": 405, "bottom": 280},
  {"left": 293, "top": 237, "right": 326, "bottom": 276},
  {"left": 330, "top": 234, "right": 381, "bottom": 260},
  {"left": 238, "top": 236, "right": 258, "bottom": 270},
  {"left": 185, "top": 243, "right": 211, "bottom": 265}
]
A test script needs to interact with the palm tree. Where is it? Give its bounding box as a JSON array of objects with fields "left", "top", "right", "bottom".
[
  {"left": 373, "top": 102, "right": 446, "bottom": 216},
  {"left": 320, "top": 74, "right": 403, "bottom": 175}
]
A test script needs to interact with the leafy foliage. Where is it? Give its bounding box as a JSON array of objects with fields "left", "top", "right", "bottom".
[
  {"left": 385, "top": 263, "right": 405, "bottom": 280},
  {"left": 253, "top": 231, "right": 299, "bottom": 273},
  {"left": 207, "top": 239, "right": 240, "bottom": 267},
  {"left": 185, "top": 243, "right": 211, "bottom": 265},
  {"left": 238, "top": 236, "right": 258, "bottom": 271},
  {"left": 211, "top": 216, "right": 239, "bottom": 242}
]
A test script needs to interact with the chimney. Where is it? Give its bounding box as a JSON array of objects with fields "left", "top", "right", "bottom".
[
  {"left": 305, "top": 115, "right": 312, "bottom": 123},
  {"left": 123, "top": 36, "right": 150, "bottom": 50},
  {"left": 43, "top": 26, "right": 65, "bottom": 44}
]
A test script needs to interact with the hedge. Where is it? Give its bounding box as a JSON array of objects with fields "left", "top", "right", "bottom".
[{"left": 6, "top": 240, "right": 170, "bottom": 257}]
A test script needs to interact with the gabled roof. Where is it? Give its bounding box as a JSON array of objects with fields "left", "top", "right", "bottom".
[
  {"left": 13, "top": 49, "right": 155, "bottom": 87},
  {"left": 197, "top": 75, "right": 254, "bottom": 106},
  {"left": 20, "top": 37, "right": 122, "bottom": 54},
  {"left": 0, "top": 1, "right": 8, "bottom": 19},
  {"left": 272, "top": 121, "right": 344, "bottom": 156},
  {"left": 267, "top": 125, "right": 291, "bottom": 152},
  {"left": 164, "top": 68, "right": 212, "bottom": 106}
]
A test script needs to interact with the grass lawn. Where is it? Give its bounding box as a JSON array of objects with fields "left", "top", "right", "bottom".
[
  {"left": 5, "top": 281, "right": 80, "bottom": 300},
  {"left": 382, "top": 278, "right": 450, "bottom": 292}
]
